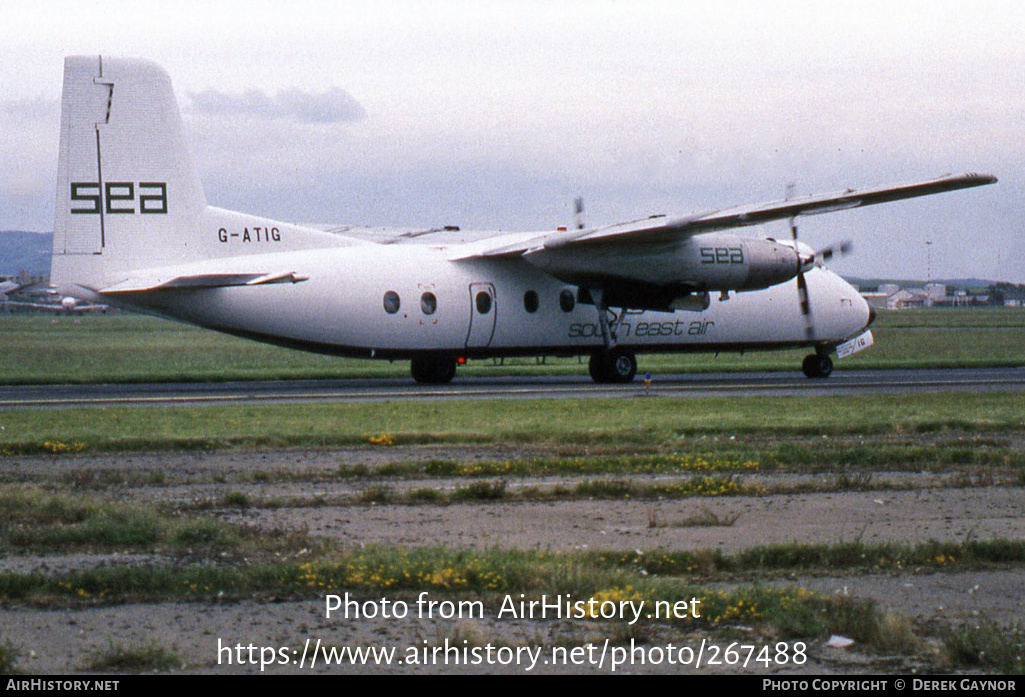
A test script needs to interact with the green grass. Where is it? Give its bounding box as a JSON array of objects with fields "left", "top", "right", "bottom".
[
  {"left": 870, "top": 307, "right": 1025, "bottom": 328},
  {"left": 3, "top": 539, "right": 1023, "bottom": 662},
  {"left": 366, "top": 453, "right": 759, "bottom": 479},
  {"left": 349, "top": 445, "right": 1024, "bottom": 481},
  {"left": 0, "top": 638, "right": 20, "bottom": 675},
  {"left": 591, "top": 539, "right": 1025, "bottom": 577},
  {"left": 175, "top": 470, "right": 1019, "bottom": 510},
  {"left": 4, "top": 539, "right": 1024, "bottom": 605},
  {"left": 452, "top": 479, "right": 509, "bottom": 501},
  {"left": 0, "top": 545, "right": 897, "bottom": 646},
  {"left": 1, "top": 391, "right": 1022, "bottom": 454},
  {"left": 943, "top": 623, "right": 1025, "bottom": 674},
  {"left": 6, "top": 443, "right": 1012, "bottom": 491},
  {"left": 82, "top": 642, "right": 181, "bottom": 672},
  {"left": 0, "top": 486, "right": 240, "bottom": 553},
  {"left": 1, "top": 307, "right": 1024, "bottom": 385}
]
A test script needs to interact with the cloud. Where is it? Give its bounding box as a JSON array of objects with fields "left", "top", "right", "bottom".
[
  {"left": 187, "top": 86, "right": 366, "bottom": 124},
  {"left": 0, "top": 96, "right": 59, "bottom": 121}
]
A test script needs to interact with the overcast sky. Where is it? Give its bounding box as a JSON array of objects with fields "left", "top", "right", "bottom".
[{"left": 1, "top": 0, "right": 1022, "bottom": 281}]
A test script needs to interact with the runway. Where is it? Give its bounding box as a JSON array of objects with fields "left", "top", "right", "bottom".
[{"left": 1, "top": 366, "right": 1023, "bottom": 409}]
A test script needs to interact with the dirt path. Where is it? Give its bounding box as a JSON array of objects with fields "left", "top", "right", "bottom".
[{"left": 220, "top": 486, "right": 1025, "bottom": 552}]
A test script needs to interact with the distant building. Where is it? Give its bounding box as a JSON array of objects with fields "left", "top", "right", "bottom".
[
  {"left": 887, "top": 289, "right": 930, "bottom": 309},
  {"left": 861, "top": 282, "right": 1006, "bottom": 310},
  {"left": 861, "top": 292, "right": 890, "bottom": 309}
]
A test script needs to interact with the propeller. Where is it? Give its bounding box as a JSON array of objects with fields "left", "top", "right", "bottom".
[
  {"left": 786, "top": 185, "right": 853, "bottom": 338},
  {"left": 789, "top": 216, "right": 814, "bottom": 337},
  {"left": 574, "top": 197, "right": 585, "bottom": 230},
  {"left": 813, "top": 240, "right": 853, "bottom": 265}
]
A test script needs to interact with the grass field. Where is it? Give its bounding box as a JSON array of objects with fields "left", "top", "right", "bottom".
[
  {"left": 1, "top": 306, "right": 1024, "bottom": 385},
  {"left": 1, "top": 390, "right": 1022, "bottom": 454}
]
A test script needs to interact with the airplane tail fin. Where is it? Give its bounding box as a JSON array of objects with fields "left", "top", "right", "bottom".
[
  {"left": 51, "top": 56, "right": 346, "bottom": 296},
  {"left": 52, "top": 56, "right": 207, "bottom": 289}
]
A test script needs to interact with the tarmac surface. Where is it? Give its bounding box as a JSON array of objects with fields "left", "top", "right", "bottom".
[{"left": 1, "top": 366, "right": 1023, "bottom": 409}]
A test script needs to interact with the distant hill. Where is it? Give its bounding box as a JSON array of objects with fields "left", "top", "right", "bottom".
[{"left": 0, "top": 231, "right": 52, "bottom": 277}]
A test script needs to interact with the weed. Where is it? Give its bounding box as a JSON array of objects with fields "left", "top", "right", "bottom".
[
  {"left": 83, "top": 642, "right": 181, "bottom": 672},
  {"left": 0, "top": 638, "right": 20, "bottom": 675},
  {"left": 669, "top": 507, "right": 741, "bottom": 528},
  {"left": 408, "top": 488, "right": 444, "bottom": 503},
  {"left": 453, "top": 480, "right": 508, "bottom": 501},
  {"left": 943, "top": 622, "right": 1025, "bottom": 674},
  {"left": 834, "top": 472, "right": 874, "bottom": 490},
  {"left": 359, "top": 485, "right": 393, "bottom": 504},
  {"left": 222, "top": 491, "right": 250, "bottom": 508}
]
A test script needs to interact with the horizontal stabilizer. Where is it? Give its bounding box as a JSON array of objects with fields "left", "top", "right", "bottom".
[{"left": 100, "top": 271, "right": 309, "bottom": 294}]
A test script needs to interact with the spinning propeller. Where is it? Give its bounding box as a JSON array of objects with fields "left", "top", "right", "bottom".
[{"left": 786, "top": 184, "right": 853, "bottom": 338}]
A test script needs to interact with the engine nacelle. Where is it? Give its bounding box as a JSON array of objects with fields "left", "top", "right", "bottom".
[{"left": 523, "top": 233, "right": 800, "bottom": 295}]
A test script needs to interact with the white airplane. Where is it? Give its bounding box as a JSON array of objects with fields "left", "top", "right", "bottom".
[
  {"left": 48, "top": 56, "right": 996, "bottom": 383},
  {"left": 0, "top": 277, "right": 93, "bottom": 312}
]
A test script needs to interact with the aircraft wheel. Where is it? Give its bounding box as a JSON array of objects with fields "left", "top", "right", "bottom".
[
  {"left": 608, "top": 349, "right": 638, "bottom": 383},
  {"left": 411, "top": 355, "right": 457, "bottom": 384},
  {"left": 802, "top": 353, "right": 833, "bottom": 379},
  {"left": 589, "top": 349, "right": 637, "bottom": 384}
]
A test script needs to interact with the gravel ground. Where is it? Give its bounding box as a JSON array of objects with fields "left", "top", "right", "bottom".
[{"left": 217, "top": 486, "right": 1025, "bottom": 552}]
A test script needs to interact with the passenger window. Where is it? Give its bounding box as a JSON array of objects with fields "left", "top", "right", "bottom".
[
  {"left": 524, "top": 290, "right": 539, "bottom": 313},
  {"left": 476, "top": 291, "right": 492, "bottom": 314},
  {"left": 383, "top": 291, "right": 400, "bottom": 314},
  {"left": 559, "top": 289, "right": 575, "bottom": 313},
  {"left": 421, "top": 292, "right": 437, "bottom": 315}
]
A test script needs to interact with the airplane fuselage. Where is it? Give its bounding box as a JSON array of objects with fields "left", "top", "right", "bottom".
[{"left": 89, "top": 239, "right": 871, "bottom": 361}]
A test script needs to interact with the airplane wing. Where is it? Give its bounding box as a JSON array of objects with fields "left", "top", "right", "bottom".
[{"left": 450, "top": 172, "right": 997, "bottom": 260}]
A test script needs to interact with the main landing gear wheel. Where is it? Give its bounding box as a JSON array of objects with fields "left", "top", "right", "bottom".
[
  {"left": 410, "top": 355, "right": 457, "bottom": 384},
  {"left": 588, "top": 349, "right": 638, "bottom": 384},
  {"left": 802, "top": 353, "right": 833, "bottom": 379}
]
